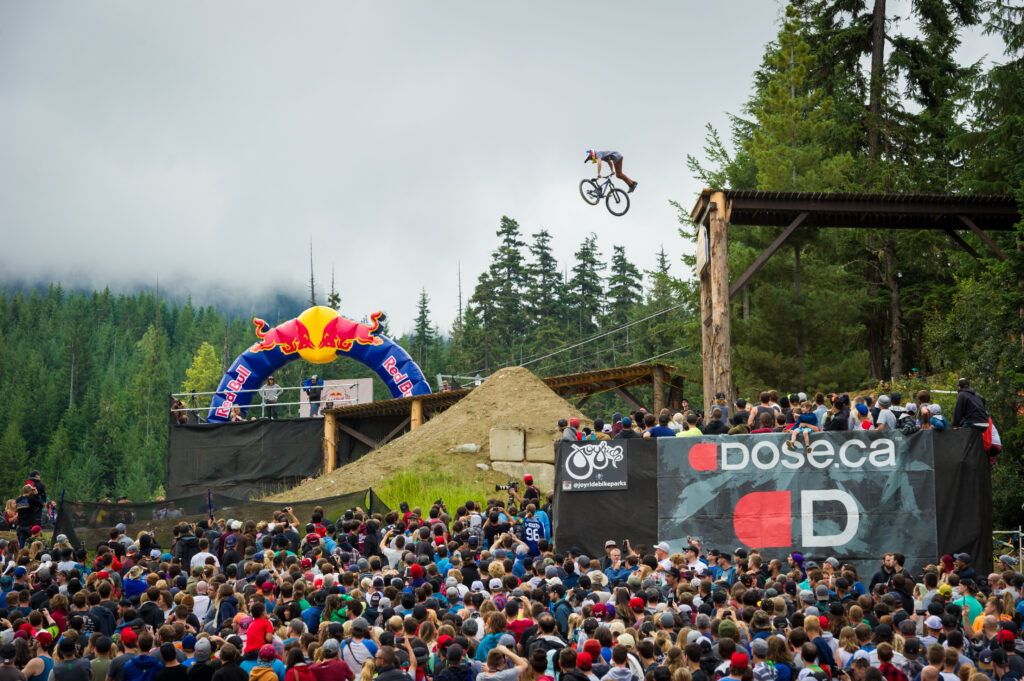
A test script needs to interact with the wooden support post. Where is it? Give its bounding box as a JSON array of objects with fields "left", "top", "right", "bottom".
[
  {"left": 699, "top": 261, "right": 715, "bottom": 419},
  {"left": 652, "top": 365, "right": 666, "bottom": 414},
  {"left": 959, "top": 215, "right": 1008, "bottom": 261},
  {"left": 411, "top": 398, "right": 424, "bottom": 430},
  {"left": 706, "top": 192, "right": 734, "bottom": 416},
  {"left": 323, "top": 411, "right": 337, "bottom": 474}
]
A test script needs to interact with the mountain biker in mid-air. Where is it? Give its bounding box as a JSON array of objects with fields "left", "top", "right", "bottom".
[{"left": 585, "top": 149, "right": 637, "bottom": 193}]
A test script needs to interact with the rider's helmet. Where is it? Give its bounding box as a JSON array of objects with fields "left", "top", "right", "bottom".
[{"left": 584, "top": 149, "right": 596, "bottom": 163}]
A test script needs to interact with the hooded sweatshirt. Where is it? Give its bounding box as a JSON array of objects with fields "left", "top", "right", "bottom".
[
  {"left": 123, "top": 653, "right": 162, "bottom": 681},
  {"left": 600, "top": 667, "right": 635, "bottom": 681}
]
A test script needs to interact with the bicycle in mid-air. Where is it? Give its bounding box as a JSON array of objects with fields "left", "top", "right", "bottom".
[{"left": 579, "top": 175, "right": 630, "bottom": 216}]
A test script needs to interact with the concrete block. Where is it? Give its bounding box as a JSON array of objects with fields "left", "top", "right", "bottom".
[
  {"left": 524, "top": 428, "right": 558, "bottom": 462},
  {"left": 489, "top": 425, "right": 525, "bottom": 462},
  {"left": 491, "top": 462, "right": 555, "bottom": 492}
]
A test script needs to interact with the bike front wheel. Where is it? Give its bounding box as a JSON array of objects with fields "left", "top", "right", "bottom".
[
  {"left": 579, "top": 179, "right": 600, "bottom": 206},
  {"left": 606, "top": 188, "right": 630, "bottom": 216}
]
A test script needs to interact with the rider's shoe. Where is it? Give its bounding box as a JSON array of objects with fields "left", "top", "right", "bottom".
[{"left": 629, "top": 182, "right": 637, "bottom": 193}]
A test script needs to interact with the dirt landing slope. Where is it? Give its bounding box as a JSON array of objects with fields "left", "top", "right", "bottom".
[{"left": 266, "top": 366, "right": 589, "bottom": 501}]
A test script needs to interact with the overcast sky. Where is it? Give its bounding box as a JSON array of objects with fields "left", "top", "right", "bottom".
[{"left": 0, "top": 2, "right": 1004, "bottom": 335}]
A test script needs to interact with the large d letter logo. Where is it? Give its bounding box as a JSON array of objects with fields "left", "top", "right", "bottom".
[
  {"left": 733, "top": 491, "right": 790, "bottom": 548},
  {"left": 800, "top": 489, "right": 860, "bottom": 548}
]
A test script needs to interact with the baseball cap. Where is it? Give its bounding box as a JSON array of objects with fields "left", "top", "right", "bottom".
[
  {"left": 120, "top": 628, "right": 137, "bottom": 645},
  {"left": 0, "top": 644, "right": 14, "bottom": 664},
  {"left": 925, "top": 615, "right": 942, "bottom": 630},
  {"left": 259, "top": 644, "right": 277, "bottom": 660},
  {"left": 653, "top": 542, "right": 670, "bottom": 553},
  {"left": 618, "top": 633, "right": 636, "bottom": 648},
  {"left": 954, "top": 553, "right": 971, "bottom": 562},
  {"left": 731, "top": 653, "right": 749, "bottom": 669},
  {"left": 194, "top": 638, "right": 212, "bottom": 662},
  {"left": 322, "top": 639, "right": 340, "bottom": 654}
]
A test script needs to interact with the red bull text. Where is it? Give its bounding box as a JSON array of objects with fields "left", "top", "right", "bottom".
[
  {"left": 214, "top": 365, "right": 252, "bottom": 419},
  {"left": 383, "top": 355, "right": 414, "bottom": 397}
]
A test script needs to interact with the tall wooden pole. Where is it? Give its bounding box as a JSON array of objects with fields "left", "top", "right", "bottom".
[
  {"left": 652, "top": 365, "right": 666, "bottom": 414},
  {"left": 410, "top": 398, "right": 424, "bottom": 430},
  {"left": 699, "top": 256, "right": 714, "bottom": 417},
  {"left": 706, "top": 193, "right": 734, "bottom": 415},
  {"left": 323, "top": 412, "right": 337, "bottom": 474}
]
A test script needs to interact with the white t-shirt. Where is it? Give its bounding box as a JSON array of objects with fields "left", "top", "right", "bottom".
[
  {"left": 190, "top": 551, "right": 220, "bottom": 568},
  {"left": 876, "top": 409, "right": 898, "bottom": 430},
  {"left": 193, "top": 594, "right": 211, "bottom": 623}
]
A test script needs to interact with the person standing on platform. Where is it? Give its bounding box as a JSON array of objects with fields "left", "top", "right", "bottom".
[
  {"left": 259, "top": 376, "right": 284, "bottom": 419},
  {"left": 302, "top": 374, "right": 324, "bottom": 417}
]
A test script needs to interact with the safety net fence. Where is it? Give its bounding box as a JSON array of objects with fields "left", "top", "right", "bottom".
[{"left": 52, "top": 489, "right": 391, "bottom": 551}]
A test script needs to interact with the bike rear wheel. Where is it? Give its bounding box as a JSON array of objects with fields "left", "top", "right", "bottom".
[
  {"left": 579, "top": 179, "right": 600, "bottom": 206},
  {"left": 606, "top": 188, "right": 630, "bottom": 216}
]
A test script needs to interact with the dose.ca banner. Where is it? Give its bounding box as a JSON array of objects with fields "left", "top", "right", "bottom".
[
  {"left": 561, "top": 441, "right": 629, "bottom": 492},
  {"left": 657, "top": 431, "right": 938, "bottom": 575}
]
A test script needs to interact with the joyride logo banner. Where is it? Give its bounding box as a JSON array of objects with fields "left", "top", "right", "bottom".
[{"left": 657, "top": 432, "right": 938, "bottom": 571}]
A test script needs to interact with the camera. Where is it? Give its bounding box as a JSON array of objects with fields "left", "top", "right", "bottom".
[
  {"left": 434, "top": 498, "right": 445, "bottom": 509},
  {"left": 496, "top": 478, "right": 519, "bottom": 506}
]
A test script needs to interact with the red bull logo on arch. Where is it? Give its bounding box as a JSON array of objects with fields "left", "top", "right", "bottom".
[{"left": 207, "top": 305, "right": 430, "bottom": 422}]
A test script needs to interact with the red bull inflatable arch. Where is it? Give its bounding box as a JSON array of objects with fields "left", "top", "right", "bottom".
[{"left": 207, "top": 305, "right": 431, "bottom": 422}]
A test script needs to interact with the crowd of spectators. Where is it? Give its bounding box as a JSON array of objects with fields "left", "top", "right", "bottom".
[
  {"left": 558, "top": 379, "right": 999, "bottom": 457},
  {"left": 0, "top": 478, "right": 1017, "bottom": 681}
]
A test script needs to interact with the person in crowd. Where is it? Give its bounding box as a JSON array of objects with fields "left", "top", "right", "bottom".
[
  {"left": 302, "top": 375, "right": 325, "bottom": 418},
  {"left": 259, "top": 377, "right": 284, "bottom": 419},
  {"left": 14, "top": 484, "right": 43, "bottom": 548},
  {"left": 953, "top": 378, "right": 989, "bottom": 430}
]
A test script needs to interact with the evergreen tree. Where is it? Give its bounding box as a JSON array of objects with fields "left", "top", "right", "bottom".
[
  {"left": 523, "top": 230, "right": 564, "bottom": 325},
  {"left": 605, "top": 246, "right": 643, "bottom": 329},
  {"left": 748, "top": 4, "right": 856, "bottom": 191},
  {"left": 566, "top": 234, "right": 605, "bottom": 369},
  {"left": 0, "top": 419, "right": 27, "bottom": 500},
  {"left": 411, "top": 288, "right": 435, "bottom": 370},
  {"left": 486, "top": 217, "right": 529, "bottom": 344}
]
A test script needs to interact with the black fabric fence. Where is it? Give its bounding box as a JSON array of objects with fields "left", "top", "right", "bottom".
[
  {"left": 53, "top": 489, "right": 390, "bottom": 551},
  {"left": 554, "top": 429, "right": 990, "bottom": 577},
  {"left": 166, "top": 419, "right": 325, "bottom": 498}
]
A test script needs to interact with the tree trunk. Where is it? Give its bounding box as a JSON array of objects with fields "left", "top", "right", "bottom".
[
  {"left": 884, "top": 239, "right": 903, "bottom": 378},
  {"left": 866, "top": 234, "right": 886, "bottom": 379},
  {"left": 868, "top": 0, "right": 886, "bottom": 160},
  {"left": 795, "top": 245, "right": 804, "bottom": 388}
]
